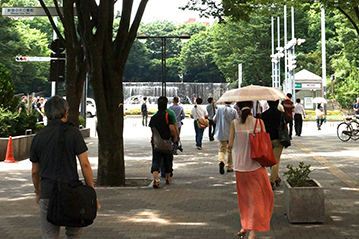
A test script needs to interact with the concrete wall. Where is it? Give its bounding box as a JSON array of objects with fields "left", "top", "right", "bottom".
[
  {"left": 0, "top": 135, "right": 35, "bottom": 162},
  {"left": 0, "top": 128, "right": 90, "bottom": 162}
]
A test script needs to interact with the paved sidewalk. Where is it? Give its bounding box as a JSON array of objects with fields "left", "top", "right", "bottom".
[{"left": 1, "top": 118, "right": 359, "bottom": 238}]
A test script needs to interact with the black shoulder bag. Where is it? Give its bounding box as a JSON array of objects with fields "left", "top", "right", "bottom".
[
  {"left": 278, "top": 112, "right": 291, "bottom": 148},
  {"left": 47, "top": 123, "right": 97, "bottom": 227}
]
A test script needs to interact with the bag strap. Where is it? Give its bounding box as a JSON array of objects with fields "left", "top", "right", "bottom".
[
  {"left": 165, "top": 112, "right": 169, "bottom": 125},
  {"left": 253, "top": 118, "right": 263, "bottom": 134},
  {"left": 55, "top": 123, "right": 67, "bottom": 183}
]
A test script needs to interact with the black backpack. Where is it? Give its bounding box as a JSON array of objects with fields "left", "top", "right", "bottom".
[{"left": 141, "top": 102, "right": 147, "bottom": 112}]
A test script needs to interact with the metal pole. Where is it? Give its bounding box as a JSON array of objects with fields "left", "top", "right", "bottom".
[
  {"left": 51, "top": 17, "right": 57, "bottom": 96},
  {"left": 271, "top": 16, "right": 275, "bottom": 88},
  {"left": 277, "top": 16, "right": 281, "bottom": 89},
  {"left": 291, "top": 6, "right": 296, "bottom": 100},
  {"left": 321, "top": 7, "right": 327, "bottom": 113},
  {"left": 284, "top": 5, "right": 288, "bottom": 94},
  {"left": 161, "top": 37, "right": 167, "bottom": 97}
]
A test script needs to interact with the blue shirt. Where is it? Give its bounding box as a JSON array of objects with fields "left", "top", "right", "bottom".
[
  {"left": 213, "top": 104, "right": 237, "bottom": 141},
  {"left": 168, "top": 104, "right": 185, "bottom": 128}
]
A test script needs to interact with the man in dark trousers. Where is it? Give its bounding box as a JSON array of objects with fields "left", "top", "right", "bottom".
[
  {"left": 206, "top": 97, "right": 217, "bottom": 141},
  {"left": 282, "top": 93, "right": 295, "bottom": 139},
  {"left": 30, "top": 96, "right": 96, "bottom": 238},
  {"left": 149, "top": 96, "right": 177, "bottom": 188},
  {"left": 141, "top": 97, "right": 148, "bottom": 126}
]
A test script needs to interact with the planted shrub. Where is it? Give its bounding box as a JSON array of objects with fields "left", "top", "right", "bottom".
[
  {"left": 284, "top": 162, "right": 313, "bottom": 187},
  {"left": 0, "top": 107, "right": 42, "bottom": 137}
]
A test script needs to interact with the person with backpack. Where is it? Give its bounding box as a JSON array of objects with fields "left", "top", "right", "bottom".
[
  {"left": 141, "top": 97, "right": 148, "bottom": 126},
  {"left": 149, "top": 96, "right": 177, "bottom": 188}
]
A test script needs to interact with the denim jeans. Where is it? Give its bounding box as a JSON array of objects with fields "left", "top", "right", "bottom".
[{"left": 194, "top": 120, "right": 205, "bottom": 147}]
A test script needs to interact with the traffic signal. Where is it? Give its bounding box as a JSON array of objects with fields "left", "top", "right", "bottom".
[
  {"left": 15, "top": 56, "right": 28, "bottom": 62},
  {"left": 288, "top": 54, "right": 297, "bottom": 71},
  {"left": 49, "top": 39, "right": 66, "bottom": 82},
  {"left": 49, "top": 53, "right": 65, "bottom": 82}
]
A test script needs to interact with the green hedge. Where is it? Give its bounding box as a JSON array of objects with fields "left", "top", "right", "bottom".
[
  {"left": 124, "top": 109, "right": 157, "bottom": 115},
  {"left": 0, "top": 108, "right": 44, "bottom": 137},
  {"left": 305, "top": 110, "right": 343, "bottom": 116}
]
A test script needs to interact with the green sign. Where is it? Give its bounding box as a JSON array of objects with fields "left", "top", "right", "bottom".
[{"left": 295, "top": 83, "right": 302, "bottom": 88}]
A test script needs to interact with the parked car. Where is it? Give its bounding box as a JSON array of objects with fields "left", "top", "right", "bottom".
[
  {"left": 85, "top": 98, "right": 96, "bottom": 118},
  {"left": 63, "top": 97, "right": 97, "bottom": 118}
]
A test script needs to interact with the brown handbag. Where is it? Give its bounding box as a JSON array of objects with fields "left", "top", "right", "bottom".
[{"left": 197, "top": 118, "right": 209, "bottom": 129}]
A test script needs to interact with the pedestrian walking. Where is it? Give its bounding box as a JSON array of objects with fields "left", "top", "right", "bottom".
[
  {"left": 261, "top": 100, "right": 284, "bottom": 190},
  {"left": 141, "top": 97, "right": 148, "bottom": 126},
  {"left": 169, "top": 96, "right": 185, "bottom": 155},
  {"left": 228, "top": 101, "right": 273, "bottom": 239},
  {"left": 281, "top": 93, "right": 294, "bottom": 139},
  {"left": 30, "top": 95, "right": 97, "bottom": 238},
  {"left": 213, "top": 102, "right": 237, "bottom": 174},
  {"left": 149, "top": 96, "right": 177, "bottom": 188},
  {"left": 190, "top": 98, "right": 208, "bottom": 150},
  {"left": 315, "top": 103, "right": 325, "bottom": 130},
  {"left": 206, "top": 97, "right": 217, "bottom": 141},
  {"left": 294, "top": 98, "right": 306, "bottom": 136}
]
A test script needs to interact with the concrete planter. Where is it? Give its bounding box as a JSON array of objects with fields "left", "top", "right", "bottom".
[
  {"left": 0, "top": 134, "right": 35, "bottom": 162},
  {"left": 284, "top": 179, "right": 325, "bottom": 223},
  {"left": 0, "top": 128, "right": 90, "bottom": 162}
]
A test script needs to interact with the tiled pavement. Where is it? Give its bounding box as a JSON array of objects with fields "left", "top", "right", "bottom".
[{"left": 1, "top": 118, "right": 359, "bottom": 238}]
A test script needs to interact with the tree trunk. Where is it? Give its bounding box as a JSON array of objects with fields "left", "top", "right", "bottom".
[{"left": 90, "top": 48, "right": 125, "bottom": 186}]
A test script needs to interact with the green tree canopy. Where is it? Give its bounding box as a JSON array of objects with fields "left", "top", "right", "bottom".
[{"left": 0, "top": 63, "right": 17, "bottom": 110}]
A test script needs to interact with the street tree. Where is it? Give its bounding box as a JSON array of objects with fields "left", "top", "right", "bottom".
[
  {"left": 180, "top": 28, "right": 225, "bottom": 83},
  {"left": 38, "top": 0, "right": 149, "bottom": 186}
]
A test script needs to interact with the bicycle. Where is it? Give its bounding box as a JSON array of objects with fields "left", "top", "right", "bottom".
[{"left": 337, "top": 115, "right": 359, "bottom": 142}]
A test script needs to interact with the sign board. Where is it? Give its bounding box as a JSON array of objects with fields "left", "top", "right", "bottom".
[
  {"left": 1, "top": 7, "right": 63, "bottom": 17},
  {"left": 304, "top": 97, "right": 313, "bottom": 109},
  {"left": 295, "top": 83, "right": 321, "bottom": 90}
]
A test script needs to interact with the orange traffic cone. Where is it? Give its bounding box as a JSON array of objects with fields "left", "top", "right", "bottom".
[{"left": 4, "top": 136, "right": 16, "bottom": 163}]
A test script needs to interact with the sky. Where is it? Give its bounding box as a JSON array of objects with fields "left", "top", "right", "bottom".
[{"left": 114, "top": 0, "right": 217, "bottom": 25}]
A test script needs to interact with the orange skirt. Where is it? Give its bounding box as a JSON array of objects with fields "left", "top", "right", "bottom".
[{"left": 235, "top": 167, "right": 273, "bottom": 231}]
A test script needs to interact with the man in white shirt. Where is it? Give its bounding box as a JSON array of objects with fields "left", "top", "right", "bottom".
[
  {"left": 190, "top": 98, "right": 208, "bottom": 150},
  {"left": 294, "top": 98, "right": 306, "bottom": 136},
  {"left": 213, "top": 102, "right": 237, "bottom": 174}
]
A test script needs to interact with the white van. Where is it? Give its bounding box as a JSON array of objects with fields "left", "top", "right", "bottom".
[
  {"left": 63, "top": 97, "right": 97, "bottom": 118},
  {"left": 85, "top": 98, "right": 96, "bottom": 117}
]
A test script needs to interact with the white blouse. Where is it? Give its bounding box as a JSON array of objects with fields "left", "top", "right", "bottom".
[{"left": 232, "top": 116, "right": 262, "bottom": 172}]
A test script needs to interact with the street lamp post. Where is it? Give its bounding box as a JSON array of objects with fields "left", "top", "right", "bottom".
[{"left": 137, "top": 33, "right": 190, "bottom": 97}]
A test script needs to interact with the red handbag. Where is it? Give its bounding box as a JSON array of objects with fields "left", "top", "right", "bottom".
[{"left": 249, "top": 119, "right": 278, "bottom": 167}]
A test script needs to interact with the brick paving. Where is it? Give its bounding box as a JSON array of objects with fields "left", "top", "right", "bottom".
[{"left": 1, "top": 118, "right": 359, "bottom": 238}]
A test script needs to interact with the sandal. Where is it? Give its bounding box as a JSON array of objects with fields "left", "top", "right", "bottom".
[
  {"left": 237, "top": 229, "right": 247, "bottom": 238},
  {"left": 153, "top": 180, "right": 160, "bottom": 188}
]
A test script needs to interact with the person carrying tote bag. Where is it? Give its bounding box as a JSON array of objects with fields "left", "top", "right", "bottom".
[
  {"left": 190, "top": 98, "right": 208, "bottom": 150},
  {"left": 228, "top": 101, "right": 274, "bottom": 239}
]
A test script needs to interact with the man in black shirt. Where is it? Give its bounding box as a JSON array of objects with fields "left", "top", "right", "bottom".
[
  {"left": 261, "top": 100, "right": 284, "bottom": 190},
  {"left": 149, "top": 96, "right": 177, "bottom": 188},
  {"left": 30, "top": 96, "right": 96, "bottom": 238}
]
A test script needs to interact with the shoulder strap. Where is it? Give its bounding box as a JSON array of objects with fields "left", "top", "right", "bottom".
[
  {"left": 253, "top": 118, "right": 264, "bottom": 133},
  {"left": 165, "top": 113, "right": 169, "bottom": 125}
]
